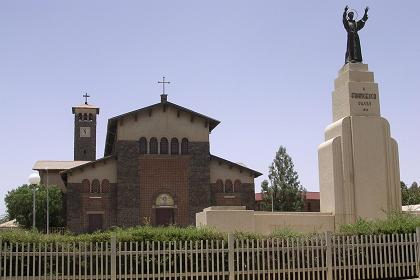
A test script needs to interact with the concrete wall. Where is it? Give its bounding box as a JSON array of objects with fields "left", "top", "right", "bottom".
[
  {"left": 39, "top": 170, "right": 66, "bottom": 192},
  {"left": 67, "top": 158, "right": 117, "bottom": 184},
  {"left": 196, "top": 207, "right": 335, "bottom": 235},
  {"left": 209, "top": 159, "right": 254, "bottom": 184},
  {"left": 117, "top": 106, "right": 210, "bottom": 142}
]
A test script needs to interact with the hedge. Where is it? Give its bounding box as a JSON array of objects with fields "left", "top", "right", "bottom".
[
  {"left": 339, "top": 211, "right": 420, "bottom": 235},
  {"left": 1, "top": 211, "right": 419, "bottom": 244}
]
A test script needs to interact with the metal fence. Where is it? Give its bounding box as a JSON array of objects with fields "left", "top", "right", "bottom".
[{"left": 0, "top": 231, "right": 419, "bottom": 279}]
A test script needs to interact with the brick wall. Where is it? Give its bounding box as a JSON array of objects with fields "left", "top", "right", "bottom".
[
  {"left": 68, "top": 140, "right": 214, "bottom": 230},
  {"left": 66, "top": 183, "right": 117, "bottom": 233},
  {"left": 138, "top": 155, "right": 190, "bottom": 226},
  {"left": 210, "top": 182, "right": 256, "bottom": 210}
]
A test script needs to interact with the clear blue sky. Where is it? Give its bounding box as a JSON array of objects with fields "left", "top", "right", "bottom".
[{"left": 0, "top": 1, "right": 419, "bottom": 215}]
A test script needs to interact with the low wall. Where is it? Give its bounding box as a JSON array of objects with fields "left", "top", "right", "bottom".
[{"left": 196, "top": 206, "right": 335, "bottom": 234}]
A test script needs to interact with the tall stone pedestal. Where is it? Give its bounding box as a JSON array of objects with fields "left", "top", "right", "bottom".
[{"left": 318, "top": 63, "right": 401, "bottom": 228}]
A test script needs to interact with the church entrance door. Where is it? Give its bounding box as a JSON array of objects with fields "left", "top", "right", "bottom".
[
  {"left": 155, "top": 208, "right": 174, "bottom": 226},
  {"left": 154, "top": 194, "right": 175, "bottom": 226},
  {"left": 88, "top": 214, "right": 103, "bottom": 233}
]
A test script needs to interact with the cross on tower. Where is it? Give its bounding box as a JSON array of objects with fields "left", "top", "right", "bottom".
[
  {"left": 83, "top": 93, "right": 90, "bottom": 105},
  {"left": 158, "top": 76, "right": 171, "bottom": 95}
]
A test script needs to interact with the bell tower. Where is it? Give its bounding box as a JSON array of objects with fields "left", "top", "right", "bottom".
[{"left": 72, "top": 94, "right": 99, "bottom": 161}]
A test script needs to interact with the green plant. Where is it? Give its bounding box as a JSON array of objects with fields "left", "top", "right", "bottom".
[
  {"left": 261, "top": 146, "right": 306, "bottom": 212},
  {"left": 339, "top": 211, "right": 420, "bottom": 235},
  {"left": 4, "top": 184, "right": 64, "bottom": 230}
]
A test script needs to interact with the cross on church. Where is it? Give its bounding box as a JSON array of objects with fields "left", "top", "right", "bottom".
[
  {"left": 158, "top": 76, "right": 171, "bottom": 95},
  {"left": 83, "top": 93, "right": 90, "bottom": 105}
]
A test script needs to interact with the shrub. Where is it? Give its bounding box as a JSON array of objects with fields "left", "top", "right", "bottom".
[
  {"left": 339, "top": 211, "right": 420, "bottom": 235},
  {"left": 0, "top": 226, "right": 226, "bottom": 244}
]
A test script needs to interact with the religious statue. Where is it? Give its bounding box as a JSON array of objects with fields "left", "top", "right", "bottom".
[{"left": 343, "top": 6, "right": 369, "bottom": 64}]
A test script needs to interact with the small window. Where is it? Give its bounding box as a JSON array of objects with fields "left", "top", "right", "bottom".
[
  {"left": 149, "top": 137, "right": 158, "bottom": 154},
  {"left": 89, "top": 113, "right": 93, "bottom": 121},
  {"left": 78, "top": 113, "right": 83, "bottom": 120},
  {"left": 171, "top": 138, "right": 179, "bottom": 155},
  {"left": 181, "top": 138, "right": 189, "bottom": 155},
  {"left": 91, "top": 179, "right": 101, "bottom": 193},
  {"left": 215, "top": 179, "right": 224, "bottom": 192},
  {"left": 83, "top": 113, "right": 88, "bottom": 120},
  {"left": 234, "top": 180, "right": 241, "bottom": 192},
  {"left": 101, "top": 179, "right": 110, "bottom": 193},
  {"left": 160, "top": 138, "right": 169, "bottom": 154},
  {"left": 139, "top": 137, "right": 147, "bottom": 154},
  {"left": 82, "top": 179, "right": 90, "bottom": 193},
  {"left": 225, "top": 180, "right": 233, "bottom": 193}
]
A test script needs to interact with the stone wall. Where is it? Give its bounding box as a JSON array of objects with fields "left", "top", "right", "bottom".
[
  {"left": 74, "top": 113, "right": 97, "bottom": 161},
  {"left": 210, "top": 182, "right": 255, "bottom": 210},
  {"left": 66, "top": 183, "right": 117, "bottom": 233},
  {"left": 116, "top": 141, "right": 140, "bottom": 227},
  {"left": 188, "top": 142, "right": 211, "bottom": 224}
]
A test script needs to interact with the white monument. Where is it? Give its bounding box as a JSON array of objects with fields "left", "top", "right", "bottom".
[
  {"left": 196, "top": 8, "right": 404, "bottom": 234},
  {"left": 318, "top": 63, "right": 402, "bottom": 228}
]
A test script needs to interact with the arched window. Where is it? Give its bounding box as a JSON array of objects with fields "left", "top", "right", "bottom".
[
  {"left": 225, "top": 180, "right": 233, "bottom": 193},
  {"left": 234, "top": 180, "right": 242, "bottom": 193},
  {"left": 83, "top": 113, "right": 88, "bottom": 120},
  {"left": 91, "top": 179, "right": 101, "bottom": 193},
  {"left": 139, "top": 137, "right": 147, "bottom": 154},
  {"left": 215, "top": 179, "right": 224, "bottom": 192},
  {"left": 89, "top": 113, "right": 93, "bottom": 121},
  {"left": 160, "top": 138, "right": 169, "bottom": 154},
  {"left": 181, "top": 138, "right": 189, "bottom": 155},
  {"left": 78, "top": 113, "right": 83, "bottom": 120},
  {"left": 149, "top": 137, "right": 158, "bottom": 154},
  {"left": 171, "top": 138, "right": 179, "bottom": 155},
  {"left": 101, "top": 179, "right": 110, "bottom": 193},
  {"left": 82, "top": 179, "right": 90, "bottom": 193}
]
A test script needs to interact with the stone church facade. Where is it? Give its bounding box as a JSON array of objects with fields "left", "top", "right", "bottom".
[{"left": 34, "top": 94, "right": 261, "bottom": 233}]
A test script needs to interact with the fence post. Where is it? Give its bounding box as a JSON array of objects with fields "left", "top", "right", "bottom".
[
  {"left": 325, "top": 231, "right": 333, "bottom": 280},
  {"left": 111, "top": 234, "right": 117, "bottom": 280},
  {"left": 416, "top": 227, "right": 420, "bottom": 278},
  {"left": 228, "top": 234, "right": 235, "bottom": 280},
  {"left": 0, "top": 238, "right": 2, "bottom": 277}
]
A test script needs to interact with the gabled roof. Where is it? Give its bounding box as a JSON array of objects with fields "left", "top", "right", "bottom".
[
  {"left": 60, "top": 155, "right": 115, "bottom": 175},
  {"left": 104, "top": 100, "right": 220, "bottom": 156},
  {"left": 33, "top": 160, "right": 89, "bottom": 171},
  {"left": 210, "top": 154, "right": 262, "bottom": 178}
]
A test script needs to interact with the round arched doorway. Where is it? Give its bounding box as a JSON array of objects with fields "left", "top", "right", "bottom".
[{"left": 154, "top": 194, "right": 175, "bottom": 226}]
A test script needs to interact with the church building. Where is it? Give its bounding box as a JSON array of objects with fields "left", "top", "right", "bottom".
[{"left": 33, "top": 91, "right": 261, "bottom": 233}]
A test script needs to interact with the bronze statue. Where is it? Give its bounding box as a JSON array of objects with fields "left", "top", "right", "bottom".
[{"left": 343, "top": 6, "right": 369, "bottom": 64}]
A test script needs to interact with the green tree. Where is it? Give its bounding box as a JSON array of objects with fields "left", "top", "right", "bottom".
[
  {"left": 261, "top": 146, "right": 306, "bottom": 211},
  {"left": 401, "top": 181, "right": 420, "bottom": 205},
  {"left": 4, "top": 184, "right": 64, "bottom": 231}
]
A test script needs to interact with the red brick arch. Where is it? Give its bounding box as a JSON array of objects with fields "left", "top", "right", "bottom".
[
  {"left": 234, "top": 180, "right": 241, "bottom": 192},
  {"left": 215, "top": 179, "right": 224, "bottom": 192},
  {"left": 225, "top": 180, "right": 233, "bottom": 193},
  {"left": 101, "top": 179, "right": 110, "bottom": 193},
  {"left": 91, "top": 179, "right": 101, "bottom": 193},
  {"left": 82, "top": 179, "right": 90, "bottom": 193}
]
